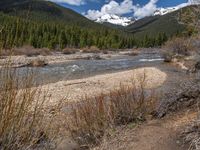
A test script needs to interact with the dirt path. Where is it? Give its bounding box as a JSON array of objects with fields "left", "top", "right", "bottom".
[{"left": 94, "top": 110, "right": 197, "bottom": 150}]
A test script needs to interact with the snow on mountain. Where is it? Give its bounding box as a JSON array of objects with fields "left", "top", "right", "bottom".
[
  {"left": 95, "top": 1, "right": 200, "bottom": 26},
  {"left": 154, "top": 0, "right": 197, "bottom": 16},
  {"left": 95, "top": 14, "right": 134, "bottom": 26},
  {"left": 154, "top": 7, "right": 178, "bottom": 16}
]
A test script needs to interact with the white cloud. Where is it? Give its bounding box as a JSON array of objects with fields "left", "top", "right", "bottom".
[
  {"left": 49, "top": 0, "right": 85, "bottom": 6},
  {"left": 86, "top": 0, "right": 134, "bottom": 20},
  {"left": 85, "top": 0, "right": 161, "bottom": 20},
  {"left": 133, "top": 0, "right": 158, "bottom": 18}
]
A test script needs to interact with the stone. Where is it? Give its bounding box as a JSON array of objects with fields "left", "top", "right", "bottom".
[
  {"left": 195, "top": 61, "right": 200, "bottom": 70},
  {"left": 29, "top": 59, "right": 47, "bottom": 67}
]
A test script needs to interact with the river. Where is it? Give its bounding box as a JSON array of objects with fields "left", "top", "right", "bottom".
[{"left": 13, "top": 51, "right": 164, "bottom": 85}]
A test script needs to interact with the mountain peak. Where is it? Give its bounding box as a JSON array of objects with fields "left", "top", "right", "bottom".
[
  {"left": 94, "top": 1, "right": 200, "bottom": 26},
  {"left": 95, "top": 14, "right": 135, "bottom": 26},
  {"left": 154, "top": 2, "right": 199, "bottom": 16}
]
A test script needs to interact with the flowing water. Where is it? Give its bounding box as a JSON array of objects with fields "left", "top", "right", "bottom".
[{"left": 16, "top": 52, "right": 164, "bottom": 85}]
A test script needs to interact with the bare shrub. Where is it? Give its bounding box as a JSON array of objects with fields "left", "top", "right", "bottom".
[
  {"left": 182, "top": 119, "right": 200, "bottom": 150},
  {"left": 102, "top": 50, "right": 109, "bottom": 54},
  {"left": 109, "top": 85, "right": 155, "bottom": 125},
  {"left": 29, "top": 59, "right": 47, "bottom": 67},
  {"left": 163, "top": 37, "right": 194, "bottom": 56},
  {"left": 67, "top": 76, "right": 157, "bottom": 147},
  {"left": 156, "top": 81, "right": 200, "bottom": 118},
  {"left": 1, "top": 46, "right": 51, "bottom": 57},
  {"left": 62, "top": 48, "right": 78, "bottom": 55},
  {"left": 181, "top": 100, "right": 200, "bottom": 150},
  {"left": 0, "top": 64, "right": 62, "bottom": 150},
  {"left": 162, "top": 52, "right": 174, "bottom": 63},
  {"left": 82, "top": 46, "right": 100, "bottom": 53}
]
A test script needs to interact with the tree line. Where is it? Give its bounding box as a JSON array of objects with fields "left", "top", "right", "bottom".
[{"left": 0, "top": 12, "right": 168, "bottom": 50}]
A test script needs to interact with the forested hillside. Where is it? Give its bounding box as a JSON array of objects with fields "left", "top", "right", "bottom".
[
  {"left": 0, "top": 0, "right": 169, "bottom": 50},
  {"left": 0, "top": 0, "right": 97, "bottom": 27},
  {"left": 126, "top": 9, "right": 186, "bottom": 38},
  {"left": 0, "top": 0, "right": 136, "bottom": 50},
  {"left": 0, "top": 12, "right": 138, "bottom": 49}
]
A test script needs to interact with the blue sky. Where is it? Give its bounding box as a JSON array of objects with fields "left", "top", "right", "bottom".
[{"left": 49, "top": 0, "right": 189, "bottom": 19}]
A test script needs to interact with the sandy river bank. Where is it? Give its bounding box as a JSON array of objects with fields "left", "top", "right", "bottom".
[{"left": 39, "top": 67, "right": 167, "bottom": 104}]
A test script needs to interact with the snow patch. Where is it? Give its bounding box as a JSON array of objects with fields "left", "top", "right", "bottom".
[
  {"left": 154, "top": 2, "right": 197, "bottom": 16},
  {"left": 95, "top": 14, "right": 134, "bottom": 26}
]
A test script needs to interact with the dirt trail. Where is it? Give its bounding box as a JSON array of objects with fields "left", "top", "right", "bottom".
[{"left": 94, "top": 110, "right": 197, "bottom": 150}]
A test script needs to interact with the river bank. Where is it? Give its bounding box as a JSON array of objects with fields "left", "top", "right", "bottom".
[
  {"left": 40, "top": 67, "right": 167, "bottom": 104},
  {"left": 1, "top": 48, "right": 199, "bottom": 150},
  {"left": 1, "top": 48, "right": 194, "bottom": 104},
  {"left": 0, "top": 50, "right": 140, "bottom": 68}
]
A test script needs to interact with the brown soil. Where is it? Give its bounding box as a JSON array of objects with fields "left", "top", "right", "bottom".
[{"left": 94, "top": 110, "right": 197, "bottom": 150}]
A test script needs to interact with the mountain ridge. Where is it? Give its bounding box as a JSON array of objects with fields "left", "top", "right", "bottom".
[
  {"left": 0, "top": 0, "right": 138, "bottom": 50},
  {"left": 125, "top": 5, "right": 200, "bottom": 38},
  {"left": 0, "top": 0, "right": 103, "bottom": 28},
  {"left": 93, "top": 2, "right": 193, "bottom": 27}
]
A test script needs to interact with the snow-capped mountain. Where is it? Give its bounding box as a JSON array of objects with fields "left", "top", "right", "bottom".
[
  {"left": 154, "top": 7, "right": 178, "bottom": 16},
  {"left": 154, "top": 2, "right": 193, "bottom": 16},
  {"left": 95, "top": 14, "right": 135, "bottom": 26},
  {"left": 95, "top": 1, "right": 200, "bottom": 27}
]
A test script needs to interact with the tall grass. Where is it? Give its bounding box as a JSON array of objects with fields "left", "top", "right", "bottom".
[
  {"left": 0, "top": 64, "right": 62, "bottom": 150},
  {"left": 67, "top": 75, "right": 157, "bottom": 147}
]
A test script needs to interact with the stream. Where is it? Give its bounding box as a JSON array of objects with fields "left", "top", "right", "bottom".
[{"left": 15, "top": 52, "right": 164, "bottom": 85}]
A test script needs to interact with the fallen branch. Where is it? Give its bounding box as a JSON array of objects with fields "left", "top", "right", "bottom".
[{"left": 64, "top": 81, "right": 86, "bottom": 86}]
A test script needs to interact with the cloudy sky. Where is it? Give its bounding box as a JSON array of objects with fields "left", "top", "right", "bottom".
[{"left": 49, "top": 0, "right": 190, "bottom": 19}]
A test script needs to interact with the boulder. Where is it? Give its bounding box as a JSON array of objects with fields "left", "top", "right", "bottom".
[
  {"left": 163, "top": 55, "right": 173, "bottom": 63},
  {"left": 195, "top": 61, "right": 200, "bottom": 70},
  {"left": 29, "top": 59, "right": 47, "bottom": 67}
]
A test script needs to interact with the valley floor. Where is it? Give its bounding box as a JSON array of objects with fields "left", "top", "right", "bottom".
[
  {"left": 1, "top": 49, "right": 197, "bottom": 150},
  {"left": 54, "top": 60, "right": 195, "bottom": 150},
  {"left": 54, "top": 62, "right": 196, "bottom": 150}
]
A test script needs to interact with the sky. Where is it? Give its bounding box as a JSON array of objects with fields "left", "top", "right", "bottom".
[{"left": 48, "top": 0, "right": 192, "bottom": 19}]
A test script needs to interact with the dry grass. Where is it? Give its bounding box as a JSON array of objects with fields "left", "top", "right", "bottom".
[
  {"left": 81, "top": 46, "right": 100, "bottom": 53},
  {"left": 1, "top": 46, "right": 51, "bottom": 57},
  {"left": 181, "top": 103, "right": 200, "bottom": 150},
  {"left": 162, "top": 37, "right": 196, "bottom": 62},
  {"left": 0, "top": 64, "right": 63, "bottom": 150},
  {"left": 66, "top": 75, "right": 157, "bottom": 147},
  {"left": 62, "top": 48, "right": 79, "bottom": 55},
  {"left": 182, "top": 119, "right": 200, "bottom": 150},
  {"left": 163, "top": 37, "right": 194, "bottom": 56}
]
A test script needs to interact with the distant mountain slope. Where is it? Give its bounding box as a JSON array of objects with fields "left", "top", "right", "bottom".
[
  {"left": 0, "top": 0, "right": 100, "bottom": 27},
  {"left": 0, "top": 0, "right": 137, "bottom": 50},
  {"left": 126, "top": 8, "right": 186, "bottom": 38},
  {"left": 126, "top": 5, "right": 199, "bottom": 38}
]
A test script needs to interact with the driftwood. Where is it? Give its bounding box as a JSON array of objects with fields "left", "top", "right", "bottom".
[{"left": 64, "top": 81, "right": 86, "bottom": 86}]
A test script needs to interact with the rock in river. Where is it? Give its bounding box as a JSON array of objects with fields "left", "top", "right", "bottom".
[{"left": 29, "top": 59, "right": 47, "bottom": 67}]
